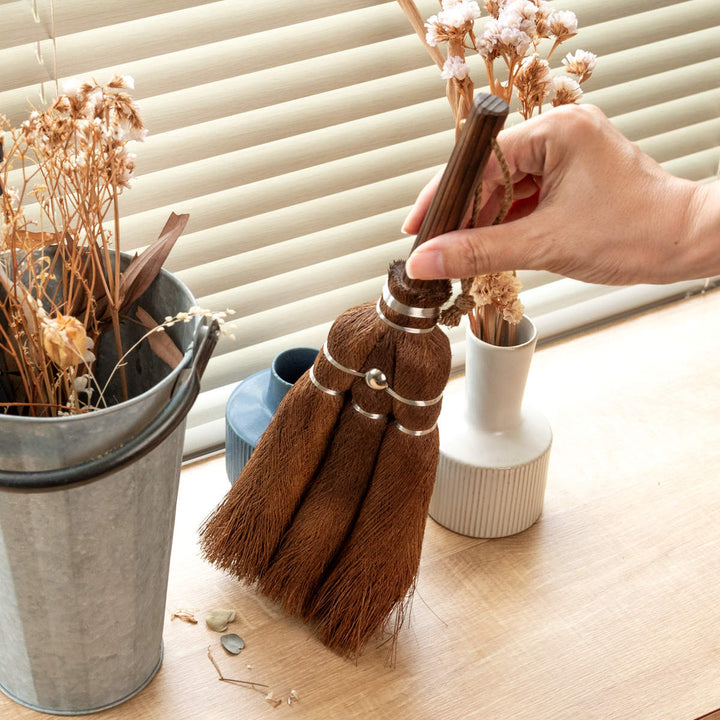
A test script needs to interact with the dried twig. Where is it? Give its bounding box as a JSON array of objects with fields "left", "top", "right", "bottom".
[{"left": 206, "top": 646, "right": 269, "bottom": 696}]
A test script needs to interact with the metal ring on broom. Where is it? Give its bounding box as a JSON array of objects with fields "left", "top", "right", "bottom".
[{"left": 381, "top": 282, "right": 440, "bottom": 318}]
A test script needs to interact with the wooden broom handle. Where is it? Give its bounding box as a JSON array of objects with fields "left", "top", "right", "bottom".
[{"left": 410, "top": 93, "right": 509, "bottom": 253}]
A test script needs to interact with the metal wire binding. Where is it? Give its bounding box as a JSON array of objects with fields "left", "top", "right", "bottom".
[
  {"left": 376, "top": 300, "right": 434, "bottom": 335},
  {"left": 382, "top": 282, "right": 440, "bottom": 318},
  {"left": 395, "top": 421, "right": 437, "bottom": 436},
  {"left": 309, "top": 366, "right": 343, "bottom": 397},
  {"left": 351, "top": 402, "right": 386, "bottom": 421},
  {"left": 322, "top": 343, "right": 442, "bottom": 407}
]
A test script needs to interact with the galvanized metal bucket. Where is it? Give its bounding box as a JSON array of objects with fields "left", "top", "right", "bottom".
[{"left": 0, "top": 258, "right": 219, "bottom": 715}]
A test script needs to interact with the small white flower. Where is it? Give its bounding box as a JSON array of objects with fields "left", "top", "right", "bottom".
[
  {"left": 505, "top": 0, "right": 537, "bottom": 15},
  {"left": 437, "top": 1, "right": 481, "bottom": 28},
  {"left": 89, "top": 88, "right": 103, "bottom": 106},
  {"left": 499, "top": 26, "right": 532, "bottom": 55},
  {"left": 500, "top": 0, "right": 537, "bottom": 35},
  {"left": 441, "top": 55, "right": 470, "bottom": 80},
  {"left": 425, "top": 17, "right": 441, "bottom": 46},
  {"left": 549, "top": 10, "right": 578, "bottom": 38},
  {"left": 551, "top": 75, "right": 583, "bottom": 106},
  {"left": 562, "top": 48, "right": 597, "bottom": 82},
  {"left": 118, "top": 120, "right": 148, "bottom": 142},
  {"left": 476, "top": 18, "right": 501, "bottom": 58},
  {"left": 61, "top": 77, "right": 82, "bottom": 98}
]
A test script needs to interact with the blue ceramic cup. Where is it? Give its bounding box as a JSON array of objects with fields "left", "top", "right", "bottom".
[{"left": 225, "top": 346, "right": 318, "bottom": 483}]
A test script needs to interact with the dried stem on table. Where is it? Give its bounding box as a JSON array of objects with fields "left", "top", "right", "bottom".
[{"left": 206, "top": 646, "right": 269, "bottom": 696}]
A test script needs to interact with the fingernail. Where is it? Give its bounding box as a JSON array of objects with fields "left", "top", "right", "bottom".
[
  {"left": 405, "top": 250, "right": 444, "bottom": 279},
  {"left": 400, "top": 216, "right": 412, "bottom": 235}
]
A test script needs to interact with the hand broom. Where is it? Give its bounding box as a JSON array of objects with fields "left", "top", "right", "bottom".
[{"left": 200, "top": 93, "right": 509, "bottom": 657}]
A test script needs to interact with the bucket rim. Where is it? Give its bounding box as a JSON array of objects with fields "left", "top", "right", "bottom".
[{"left": 0, "top": 319, "right": 220, "bottom": 490}]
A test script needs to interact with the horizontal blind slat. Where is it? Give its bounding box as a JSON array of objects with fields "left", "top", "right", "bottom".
[
  {"left": 0, "top": 1, "right": 402, "bottom": 97},
  {"left": 118, "top": 168, "right": 441, "bottom": 256},
  {"left": 197, "top": 240, "right": 411, "bottom": 317},
  {"left": 171, "top": 208, "right": 409, "bottom": 285}
]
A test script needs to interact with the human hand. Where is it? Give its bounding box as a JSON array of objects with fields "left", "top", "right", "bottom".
[{"left": 404, "top": 104, "right": 718, "bottom": 285}]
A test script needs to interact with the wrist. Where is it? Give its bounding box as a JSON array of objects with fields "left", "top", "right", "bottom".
[{"left": 680, "top": 180, "right": 720, "bottom": 281}]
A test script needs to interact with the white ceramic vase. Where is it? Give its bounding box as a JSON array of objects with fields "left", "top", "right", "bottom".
[{"left": 430, "top": 316, "right": 552, "bottom": 538}]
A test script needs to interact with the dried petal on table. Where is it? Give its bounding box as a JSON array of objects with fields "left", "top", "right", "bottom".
[
  {"left": 170, "top": 609, "right": 198, "bottom": 624},
  {"left": 220, "top": 633, "right": 245, "bottom": 654},
  {"left": 205, "top": 608, "right": 236, "bottom": 632},
  {"left": 264, "top": 691, "right": 282, "bottom": 709}
]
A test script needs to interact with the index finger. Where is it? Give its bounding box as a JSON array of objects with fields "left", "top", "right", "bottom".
[{"left": 401, "top": 167, "right": 444, "bottom": 235}]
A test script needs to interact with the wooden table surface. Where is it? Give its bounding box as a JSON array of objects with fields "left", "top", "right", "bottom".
[{"left": 3, "top": 289, "right": 720, "bottom": 720}]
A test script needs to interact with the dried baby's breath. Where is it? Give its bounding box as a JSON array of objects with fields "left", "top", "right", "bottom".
[
  {"left": 469, "top": 272, "right": 525, "bottom": 343},
  {"left": 0, "top": 75, "right": 149, "bottom": 415},
  {"left": 551, "top": 75, "right": 583, "bottom": 106},
  {"left": 514, "top": 53, "right": 552, "bottom": 118},
  {"left": 407, "top": 0, "right": 597, "bottom": 122},
  {"left": 562, "top": 48, "right": 597, "bottom": 83}
]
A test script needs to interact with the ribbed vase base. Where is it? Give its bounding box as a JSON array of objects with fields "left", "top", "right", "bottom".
[{"left": 429, "top": 446, "right": 551, "bottom": 538}]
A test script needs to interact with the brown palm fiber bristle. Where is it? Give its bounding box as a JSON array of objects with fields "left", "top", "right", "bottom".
[
  {"left": 388, "top": 259, "right": 452, "bottom": 309},
  {"left": 310, "top": 426, "right": 441, "bottom": 657},
  {"left": 309, "top": 287, "right": 452, "bottom": 656},
  {"left": 199, "top": 372, "right": 342, "bottom": 582},
  {"left": 258, "top": 332, "right": 396, "bottom": 617},
  {"left": 199, "top": 303, "right": 387, "bottom": 583},
  {"left": 258, "top": 407, "right": 388, "bottom": 617}
]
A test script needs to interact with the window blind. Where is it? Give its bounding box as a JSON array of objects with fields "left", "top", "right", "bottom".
[{"left": 2, "top": 0, "right": 718, "bottom": 457}]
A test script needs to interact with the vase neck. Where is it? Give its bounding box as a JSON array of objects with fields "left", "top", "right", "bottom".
[
  {"left": 464, "top": 318, "right": 537, "bottom": 432},
  {"left": 266, "top": 347, "right": 318, "bottom": 412}
]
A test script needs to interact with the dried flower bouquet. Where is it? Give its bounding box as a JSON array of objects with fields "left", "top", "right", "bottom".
[
  {"left": 399, "top": 0, "right": 596, "bottom": 345},
  {"left": 0, "top": 76, "right": 223, "bottom": 417}
]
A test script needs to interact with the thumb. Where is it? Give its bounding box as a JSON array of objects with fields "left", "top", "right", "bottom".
[{"left": 405, "top": 213, "right": 549, "bottom": 279}]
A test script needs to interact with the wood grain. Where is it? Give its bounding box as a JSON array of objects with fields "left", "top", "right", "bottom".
[
  {"left": 2, "top": 288, "right": 720, "bottom": 720},
  {"left": 411, "top": 92, "right": 508, "bottom": 252}
]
